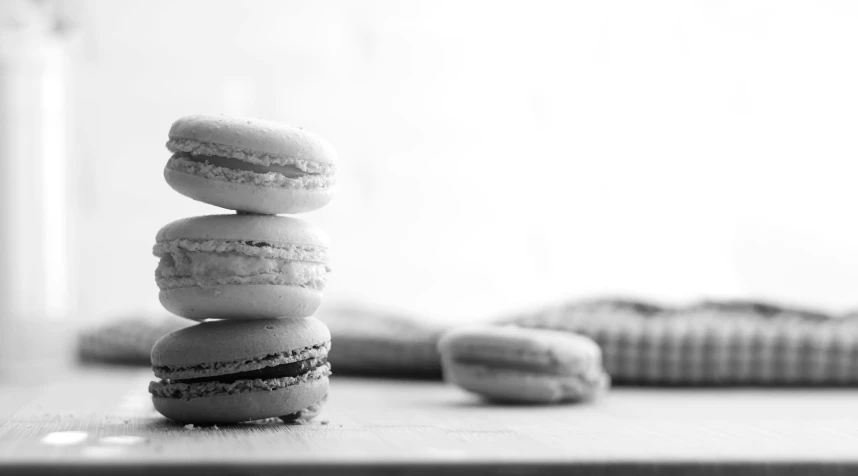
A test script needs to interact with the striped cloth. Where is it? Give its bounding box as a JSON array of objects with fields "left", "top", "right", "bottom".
[
  {"left": 321, "top": 305, "right": 448, "bottom": 379},
  {"left": 500, "top": 299, "right": 858, "bottom": 385},
  {"left": 77, "top": 315, "right": 191, "bottom": 365}
]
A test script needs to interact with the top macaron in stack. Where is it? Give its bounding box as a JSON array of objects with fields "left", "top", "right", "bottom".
[
  {"left": 164, "top": 114, "right": 336, "bottom": 215},
  {"left": 148, "top": 114, "right": 336, "bottom": 424}
]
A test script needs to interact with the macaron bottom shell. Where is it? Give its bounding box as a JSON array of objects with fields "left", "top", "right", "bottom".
[
  {"left": 164, "top": 167, "right": 335, "bottom": 215},
  {"left": 443, "top": 362, "right": 610, "bottom": 404},
  {"left": 152, "top": 376, "right": 329, "bottom": 424},
  {"left": 159, "top": 284, "right": 321, "bottom": 321}
]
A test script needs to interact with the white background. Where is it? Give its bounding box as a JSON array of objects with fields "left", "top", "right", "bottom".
[{"left": 11, "top": 0, "right": 858, "bottom": 323}]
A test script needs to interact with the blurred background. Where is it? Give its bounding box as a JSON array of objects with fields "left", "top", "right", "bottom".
[{"left": 3, "top": 0, "right": 858, "bottom": 338}]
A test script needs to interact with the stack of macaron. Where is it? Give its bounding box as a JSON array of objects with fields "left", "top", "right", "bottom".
[{"left": 148, "top": 114, "right": 337, "bottom": 424}]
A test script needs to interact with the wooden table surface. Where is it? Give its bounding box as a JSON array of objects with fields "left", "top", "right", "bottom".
[{"left": 1, "top": 364, "right": 858, "bottom": 475}]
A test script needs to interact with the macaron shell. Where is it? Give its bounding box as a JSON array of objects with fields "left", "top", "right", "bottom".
[
  {"left": 152, "top": 376, "right": 329, "bottom": 424},
  {"left": 438, "top": 325, "right": 603, "bottom": 376},
  {"left": 159, "top": 284, "right": 322, "bottom": 322},
  {"left": 151, "top": 316, "right": 330, "bottom": 368},
  {"left": 169, "top": 114, "right": 337, "bottom": 165},
  {"left": 156, "top": 213, "right": 329, "bottom": 249},
  {"left": 444, "top": 363, "right": 610, "bottom": 404},
  {"left": 164, "top": 165, "right": 335, "bottom": 215}
]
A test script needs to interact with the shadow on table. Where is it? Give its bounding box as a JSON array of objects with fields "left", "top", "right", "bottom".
[
  {"left": 137, "top": 417, "right": 320, "bottom": 433},
  {"left": 428, "top": 396, "right": 605, "bottom": 410}
]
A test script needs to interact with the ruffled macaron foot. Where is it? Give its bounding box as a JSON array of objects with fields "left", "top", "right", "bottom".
[{"left": 279, "top": 394, "right": 328, "bottom": 423}]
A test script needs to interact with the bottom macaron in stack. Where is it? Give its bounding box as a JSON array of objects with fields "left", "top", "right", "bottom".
[
  {"left": 149, "top": 318, "right": 331, "bottom": 424},
  {"left": 438, "top": 325, "right": 610, "bottom": 404}
]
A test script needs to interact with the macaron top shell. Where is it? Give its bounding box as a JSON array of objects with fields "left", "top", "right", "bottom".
[
  {"left": 438, "top": 325, "right": 603, "bottom": 376},
  {"left": 155, "top": 214, "right": 329, "bottom": 248},
  {"left": 151, "top": 317, "right": 331, "bottom": 369},
  {"left": 168, "top": 114, "right": 337, "bottom": 167}
]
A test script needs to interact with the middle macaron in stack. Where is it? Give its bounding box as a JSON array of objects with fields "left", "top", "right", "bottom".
[
  {"left": 149, "top": 114, "right": 337, "bottom": 424},
  {"left": 153, "top": 214, "right": 329, "bottom": 320}
]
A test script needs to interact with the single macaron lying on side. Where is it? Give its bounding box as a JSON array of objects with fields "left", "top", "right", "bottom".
[
  {"left": 164, "top": 114, "right": 337, "bottom": 214},
  {"left": 149, "top": 317, "right": 331, "bottom": 424},
  {"left": 154, "top": 214, "right": 329, "bottom": 320},
  {"left": 438, "top": 325, "right": 610, "bottom": 404}
]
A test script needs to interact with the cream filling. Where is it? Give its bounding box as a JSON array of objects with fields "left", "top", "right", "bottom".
[
  {"left": 153, "top": 239, "right": 327, "bottom": 264},
  {"left": 178, "top": 152, "right": 308, "bottom": 178},
  {"left": 155, "top": 249, "right": 327, "bottom": 290},
  {"left": 167, "top": 138, "right": 335, "bottom": 174},
  {"left": 167, "top": 154, "right": 335, "bottom": 190}
]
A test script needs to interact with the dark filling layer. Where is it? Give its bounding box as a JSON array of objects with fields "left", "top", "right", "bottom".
[
  {"left": 454, "top": 358, "right": 541, "bottom": 373},
  {"left": 174, "top": 151, "right": 308, "bottom": 178},
  {"left": 453, "top": 357, "right": 592, "bottom": 377},
  {"left": 174, "top": 357, "right": 326, "bottom": 384}
]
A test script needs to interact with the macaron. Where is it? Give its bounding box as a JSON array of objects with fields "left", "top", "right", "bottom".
[
  {"left": 438, "top": 325, "right": 610, "bottom": 404},
  {"left": 154, "top": 214, "right": 329, "bottom": 320},
  {"left": 164, "top": 114, "right": 337, "bottom": 214},
  {"left": 149, "top": 317, "right": 331, "bottom": 424}
]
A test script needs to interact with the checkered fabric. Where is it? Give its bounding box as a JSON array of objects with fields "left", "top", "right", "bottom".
[{"left": 500, "top": 299, "right": 858, "bottom": 385}]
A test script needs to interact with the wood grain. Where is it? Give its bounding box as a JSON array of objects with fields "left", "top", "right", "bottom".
[{"left": 1, "top": 366, "right": 858, "bottom": 474}]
